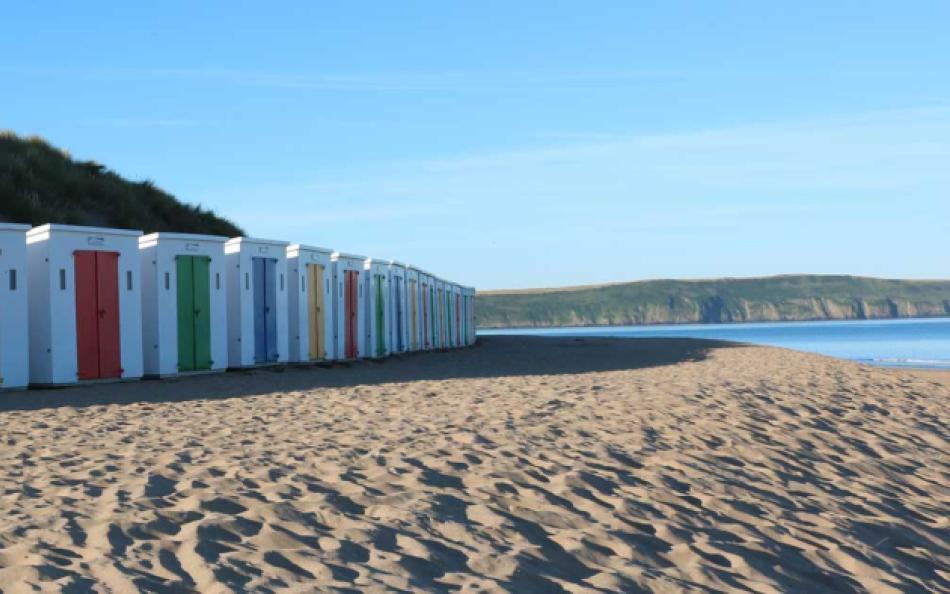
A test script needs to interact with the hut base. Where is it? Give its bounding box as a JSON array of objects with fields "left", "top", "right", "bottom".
[
  {"left": 29, "top": 376, "right": 143, "bottom": 389},
  {"left": 143, "top": 369, "right": 226, "bottom": 380}
]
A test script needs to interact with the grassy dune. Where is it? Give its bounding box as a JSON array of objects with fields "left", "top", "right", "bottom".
[{"left": 0, "top": 131, "right": 242, "bottom": 236}]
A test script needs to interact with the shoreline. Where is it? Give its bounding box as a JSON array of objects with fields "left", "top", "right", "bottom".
[
  {"left": 479, "top": 318, "right": 950, "bottom": 372},
  {"left": 477, "top": 314, "right": 950, "bottom": 331}
]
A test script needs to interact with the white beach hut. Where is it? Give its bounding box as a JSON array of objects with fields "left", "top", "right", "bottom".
[
  {"left": 465, "top": 286, "right": 477, "bottom": 345},
  {"left": 0, "top": 224, "right": 30, "bottom": 390},
  {"left": 416, "top": 270, "right": 430, "bottom": 350},
  {"left": 422, "top": 272, "right": 438, "bottom": 350},
  {"left": 26, "top": 224, "right": 144, "bottom": 386},
  {"left": 388, "top": 261, "right": 409, "bottom": 354},
  {"left": 440, "top": 279, "right": 451, "bottom": 349},
  {"left": 224, "top": 237, "right": 290, "bottom": 368},
  {"left": 452, "top": 283, "right": 466, "bottom": 348},
  {"left": 364, "top": 258, "right": 390, "bottom": 359},
  {"left": 139, "top": 233, "right": 228, "bottom": 378},
  {"left": 436, "top": 278, "right": 449, "bottom": 349},
  {"left": 447, "top": 281, "right": 459, "bottom": 349},
  {"left": 287, "top": 244, "right": 335, "bottom": 363},
  {"left": 405, "top": 266, "right": 421, "bottom": 351},
  {"left": 442, "top": 281, "right": 454, "bottom": 349},
  {"left": 331, "top": 252, "right": 367, "bottom": 360}
]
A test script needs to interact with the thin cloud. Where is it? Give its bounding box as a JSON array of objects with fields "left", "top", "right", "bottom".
[{"left": 195, "top": 105, "right": 950, "bottom": 218}]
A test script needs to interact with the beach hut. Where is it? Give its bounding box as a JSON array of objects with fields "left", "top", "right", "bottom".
[
  {"left": 440, "top": 279, "right": 451, "bottom": 349},
  {"left": 446, "top": 281, "right": 457, "bottom": 349},
  {"left": 415, "top": 270, "right": 429, "bottom": 350},
  {"left": 224, "top": 237, "right": 290, "bottom": 368},
  {"left": 445, "top": 279, "right": 454, "bottom": 349},
  {"left": 418, "top": 271, "right": 433, "bottom": 350},
  {"left": 331, "top": 252, "right": 366, "bottom": 359},
  {"left": 427, "top": 274, "right": 440, "bottom": 349},
  {"left": 452, "top": 283, "right": 463, "bottom": 348},
  {"left": 26, "top": 224, "right": 144, "bottom": 386},
  {"left": 434, "top": 278, "right": 446, "bottom": 349},
  {"left": 388, "top": 262, "right": 409, "bottom": 354},
  {"left": 287, "top": 244, "right": 335, "bottom": 363},
  {"left": 465, "top": 286, "right": 477, "bottom": 345},
  {"left": 364, "top": 258, "right": 390, "bottom": 358},
  {"left": 139, "top": 233, "right": 228, "bottom": 378},
  {"left": 0, "top": 224, "right": 30, "bottom": 390},
  {"left": 405, "top": 266, "right": 421, "bottom": 351}
]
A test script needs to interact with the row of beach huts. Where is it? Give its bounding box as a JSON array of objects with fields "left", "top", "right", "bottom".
[{"left": 0, "top": 223, "right": 476, "bottom": 390}]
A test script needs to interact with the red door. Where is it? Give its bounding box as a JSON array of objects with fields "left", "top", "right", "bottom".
[
  {"left": 96, "top": 252, "right": 122, "bottom": 378},
  {"left": 345, "top": 270, "right": 359, "bottom": 358},
  {"left": 75, "top": 252, "right": 100, "bottom": 380},
  {"left": 74, "top": 251, "right": 122, "bottom": 380}
]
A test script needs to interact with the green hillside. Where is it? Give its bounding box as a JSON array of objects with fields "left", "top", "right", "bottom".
[
  {"left": 0, "top": 131, "right": 242, "bottom": 236},
  {"left": 476, "top": 275, "right": 950, "bottom": 328}
]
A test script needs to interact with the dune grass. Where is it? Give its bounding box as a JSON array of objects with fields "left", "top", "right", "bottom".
[{"left": 0, "top": 131, "right": 242, "bottom": 236}]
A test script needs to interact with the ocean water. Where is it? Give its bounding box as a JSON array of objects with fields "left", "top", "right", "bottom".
[{"left": 480, "top": 317, "right": 950, "bottom": 369}]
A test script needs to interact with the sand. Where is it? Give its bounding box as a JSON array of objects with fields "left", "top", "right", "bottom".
[{"left": 0, "top": 336, "right": 947, "bottom": 593}]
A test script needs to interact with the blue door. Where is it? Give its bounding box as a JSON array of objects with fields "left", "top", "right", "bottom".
[
  {"left": 264, "top": 258, "right": 279, "bottom": 362},
  {"left": 252, "top": 257, "right": 279, "bottom": 363},
  {"left": 253, "top": 257, "right": 267, "bottom": 363}
]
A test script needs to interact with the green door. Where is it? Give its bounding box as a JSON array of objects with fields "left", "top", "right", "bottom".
[
  {"left": 177, "top": 255, "right": 212, "bottom": 372},
  {"left": 192, "top": 256, "right": 212, "bottom": 370},
  {"left": 375, "top": 274, "right": 385, "bottom": 357}
]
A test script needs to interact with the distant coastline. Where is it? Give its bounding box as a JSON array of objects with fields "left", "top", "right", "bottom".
[{"left": 475, "top": 274, "right": 950, "bottom": 329}]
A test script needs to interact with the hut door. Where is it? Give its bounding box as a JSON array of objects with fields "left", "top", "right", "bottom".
[
  {"left": 441, "top": 291, "right": 446, "bottom": 347},
  {"left": 394, "top": 278, "right": 404, "bottom": 352},
  {"left": 444, "top": 291, "right": 450, "bottom": 347},
  {"left": 447, "top": 292, "right": 453, "bottom": 346},
  {"left": 264, "top": 259, "right": 279, "bottom": 362},
  {"left": 429, "top": 287, "right": 436, "bottom": 347},
  {"left": 253, "top": 257, "right": 279, "bottom": 363},
  {"left": 447, "top": 291, "right": 452, "bottom": 346},
  {"left": 375, "top": 274, "right": 386, "bottom": 357},
  {"left": 421, "top": 283, "right": 428, "bottom": 348},
  {"left": 344, "top": 270, "right": 359, "bottom": 358},
  {"left": 437, "top": 290, "right": 444, "bottom": 347},
  {"left": 75, "top": 251, "right": 121, "bottom": 380},
  {"left": 307, "top": 264, "right": 325, "bottom": 360},
  {"left": 176, "top": 255, "right": 212, "bottom": 372},
  {"left": 462, "top": 295, "right": 468, "bottom": 345},
  {"left": 455, "top": 294, "right": 461, "bottom": 346},
  {"left": 409, "top": 280, "right": 418, "bottom": 349},
  {"left": 252, "top": 257, "right": 266, "bottom": 362}
]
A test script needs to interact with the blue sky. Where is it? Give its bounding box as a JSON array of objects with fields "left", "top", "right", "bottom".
[{"left": 3, "top": 1, "right": 948, "bottom": 289}]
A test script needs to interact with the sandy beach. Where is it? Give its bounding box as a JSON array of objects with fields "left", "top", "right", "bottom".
[{"left": 0, "top": 336, "right": 947, "bottom": 593}]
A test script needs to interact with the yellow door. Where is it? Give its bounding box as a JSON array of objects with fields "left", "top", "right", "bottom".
[{"left": 307, "top": 264, "right": 326, "bottom": 360}]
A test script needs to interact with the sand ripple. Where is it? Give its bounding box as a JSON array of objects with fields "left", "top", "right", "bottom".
[{"left": 0, "top": 337, "right": 948, "bottom": 592}]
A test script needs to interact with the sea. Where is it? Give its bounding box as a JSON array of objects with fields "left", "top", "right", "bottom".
[{"left": 479, "top": 317, "right": 950, "bottom": 369}]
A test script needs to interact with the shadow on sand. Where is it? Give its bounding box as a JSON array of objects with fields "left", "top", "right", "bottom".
[{"left": 0, "top": 336, "right": 739, "bottom": 412}]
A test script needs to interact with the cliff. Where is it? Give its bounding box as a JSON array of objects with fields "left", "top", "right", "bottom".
[{"left": 476, "top": 275, "right": 950, "bottom": 328}]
